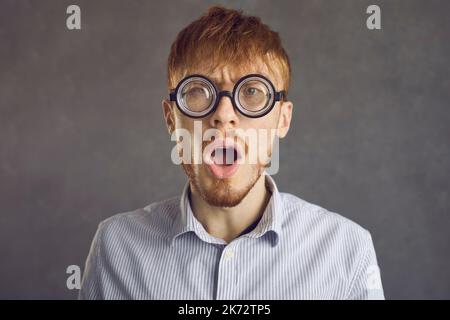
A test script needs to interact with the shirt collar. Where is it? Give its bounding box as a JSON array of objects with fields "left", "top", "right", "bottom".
[{"left": 169, "top": 173, "right": 282, "bottom": 247}]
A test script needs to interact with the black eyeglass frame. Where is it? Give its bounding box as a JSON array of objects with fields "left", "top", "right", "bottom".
[{"left": 169, "top": 73, "right": 286, "bottom": 119}]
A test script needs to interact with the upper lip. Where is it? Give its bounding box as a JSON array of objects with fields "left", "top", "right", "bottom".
[{"left": 203, "top": 138, "right": 243, "bottom": 165}]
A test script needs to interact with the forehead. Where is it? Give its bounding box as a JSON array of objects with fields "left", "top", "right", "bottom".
[
  {"left": 207, "top": 65, "right": 269, "bottom": 83},
  {"left": 184, "top": 60, "right": 281, "bottom": 89}
]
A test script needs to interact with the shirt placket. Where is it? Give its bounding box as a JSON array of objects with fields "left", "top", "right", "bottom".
[{"left": 215, "top": 241, "right": 240, "bottom": 300}]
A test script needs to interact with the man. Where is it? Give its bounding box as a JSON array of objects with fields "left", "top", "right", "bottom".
[{"left": 79, "top": 6, "right": 384, "bottom": 300}]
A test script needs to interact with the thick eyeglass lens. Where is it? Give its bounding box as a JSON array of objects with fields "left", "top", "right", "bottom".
[
  {"left": 237, "top": 79, "right": 271, "bottom": 112},
  {"left": 180, "top": 81, "right": 213, "bottom": 112}
]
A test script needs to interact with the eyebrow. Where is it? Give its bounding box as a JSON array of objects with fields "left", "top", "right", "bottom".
[
  {"left": 207, "top": 76, "right": 239, "bottom": 85},
  {"left": 207, "top": 73, "right": 271, "bottom": 85}
]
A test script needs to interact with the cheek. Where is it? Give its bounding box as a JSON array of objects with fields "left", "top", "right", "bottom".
[
  {"left": 265, "top": 107, "right": 282, "bottom": 129},
  {"left": 238, "top": 117, "right": 279, "bottom": 145},
  {"left": 175, "top": 112, "right": 193, "bottom": 130},
  {"left": 178, "top": 116, "right": 213, "bottom": 133},
  {"left": 241, "top": 107, "right": 280, "bottom": 129}
]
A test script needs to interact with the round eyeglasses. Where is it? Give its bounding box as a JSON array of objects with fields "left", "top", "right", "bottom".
[{"left": 169, "top": 74, "right": 286, "bottom": 119}]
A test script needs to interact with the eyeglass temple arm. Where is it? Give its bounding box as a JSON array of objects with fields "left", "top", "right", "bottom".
[{"left": 275, "top": 90, "right": 287, "bottom": 101}]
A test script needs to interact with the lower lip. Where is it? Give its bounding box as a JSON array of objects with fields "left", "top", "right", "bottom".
[{"left": 207, "top": 161, "right": 239, "bottom": 179}]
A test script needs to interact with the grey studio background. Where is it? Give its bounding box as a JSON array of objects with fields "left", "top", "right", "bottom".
[{"left": 0, "top": 0, "right": 449, "bottom": 299}]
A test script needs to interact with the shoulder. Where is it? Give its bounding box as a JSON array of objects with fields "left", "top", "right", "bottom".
[
  {"left": 79, "top": 197, "right": 181, "bottom": 299},
  {"left": 279, "top": 192, "right": 383, "bottom": 299},
  {"left": 95, "top": 196, "right": 181, "bottom": 244},
  {"left": 279, "top": 192, "right": 374, "bottom": 255}
]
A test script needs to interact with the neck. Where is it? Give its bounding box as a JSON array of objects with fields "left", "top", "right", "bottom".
[{"left": 189, "top": 174, "right": 271, "bottom": 243}]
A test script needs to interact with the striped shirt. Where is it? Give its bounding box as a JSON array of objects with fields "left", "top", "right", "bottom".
[{"left": 79, "top": 174, "right": 384, "bottom": 300}]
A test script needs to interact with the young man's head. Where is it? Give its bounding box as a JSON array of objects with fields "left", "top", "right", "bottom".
[{"left": 162, "top": 6, "right": 293, "bottom": 207}]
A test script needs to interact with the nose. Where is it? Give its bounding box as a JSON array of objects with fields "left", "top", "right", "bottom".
[{"left": 209, "top": 93, "right": 239, "bottom": 129}]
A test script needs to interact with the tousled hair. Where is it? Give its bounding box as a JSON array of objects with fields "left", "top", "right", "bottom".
[{"left": 167, "top": 6, "right": 291, "bottom": 96}]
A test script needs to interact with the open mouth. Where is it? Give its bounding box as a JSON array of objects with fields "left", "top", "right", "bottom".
[
  {"left": 204, "top": 140, "right": 242, "bottom": 179},
  {"left": 211, "top": 146, "right": 241, "bottom": 166}
]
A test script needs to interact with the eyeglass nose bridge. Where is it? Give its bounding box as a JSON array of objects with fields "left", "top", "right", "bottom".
[
  {"left": 214, "top": 90, "right": 237, "bottom": 109},
  {"left": 217, "top": 91, "right": 233, "bottom": 101}
]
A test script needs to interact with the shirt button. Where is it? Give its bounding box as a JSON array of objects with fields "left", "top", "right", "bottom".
[{"left": 225, "top": 249, "right": 234, "bottom": 260}]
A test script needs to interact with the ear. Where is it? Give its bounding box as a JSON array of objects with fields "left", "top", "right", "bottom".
[
  {"left": 162, "top": 99, "right": 176, "bottom": 135},
  {"left": 276, "top": 100, "right": 293, "bottom": 139}
]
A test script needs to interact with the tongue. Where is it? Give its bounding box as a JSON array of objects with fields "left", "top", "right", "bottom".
[{"left": 208, "top": 148, "right": 239, "bottom": 179}]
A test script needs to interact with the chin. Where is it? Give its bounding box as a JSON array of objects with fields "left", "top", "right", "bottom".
[{"left": 193, "top": 165, "right": 261, "bottom": 207}]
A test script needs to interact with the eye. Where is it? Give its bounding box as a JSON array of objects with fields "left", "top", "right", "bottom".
[
  {"left": 243, "top": 87, "right": 261, "bottom": 96},
  {"left": 187, "top": 87, "right": 207, "bottom": 96}
]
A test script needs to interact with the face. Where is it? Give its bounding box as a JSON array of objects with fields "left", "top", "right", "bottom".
[{"left": 163, "top": 63, "right": 293, "bottom": 207}]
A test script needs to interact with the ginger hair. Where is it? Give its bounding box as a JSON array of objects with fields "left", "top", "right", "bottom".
[{"left": 167, "top": 6, "right": 291, "bottom": 96}]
